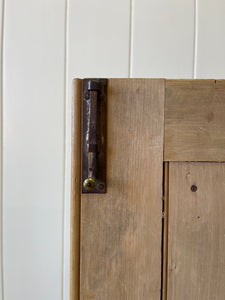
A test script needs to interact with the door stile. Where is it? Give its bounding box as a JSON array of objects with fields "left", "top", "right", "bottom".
[
  {"left": 70, "top": 79, "right": 82, "bottom": 300},
  {"left": 80, "top": 79, "right": 165, "bottom": 300}
]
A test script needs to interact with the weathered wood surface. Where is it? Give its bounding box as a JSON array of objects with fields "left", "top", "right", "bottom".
[
  {"left": 167, "top": 162, "right": 225, "bottom": 300},
  {"left": 80, "top": 79, "right": 165, "bottom": 300},
  {"left": 70, "top": 79, "right": 82, "bottom": 300},
  {"left": 165, "top": 80, "right": 225, "bottom": 161}
]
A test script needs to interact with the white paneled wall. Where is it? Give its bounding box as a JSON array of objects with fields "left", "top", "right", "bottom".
[
  {"left": 67, "top": 0, "right": 130, "bottom": 78},
  {"left": 0, "top": 1, "right": 3, "bottom": 299},
  {"left": 0, "top": 1, "right": 225, "bottom": 300},
  {"left": 197, "top": 0, "right": 225, "bottom": 78},
  {"left": 3, "top": 1, "right": 65, "bottom": 299},
  {"left": 131, "top": 0, "right": 195, "bottom": 78}
]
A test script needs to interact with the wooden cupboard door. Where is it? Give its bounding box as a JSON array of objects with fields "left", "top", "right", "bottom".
[
  {"left": 71, "top": 79, "right": 165, "bottom": 300},
  {"left": 71, "top": 79, "right": 225, "bottom": 300},
  {"left": 167, "top": 162, "right": 225, "bottom": 300}
]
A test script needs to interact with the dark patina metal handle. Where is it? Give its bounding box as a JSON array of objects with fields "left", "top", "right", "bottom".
[{"left": 81, "top": 79, "right": 107, "bottom": 193}]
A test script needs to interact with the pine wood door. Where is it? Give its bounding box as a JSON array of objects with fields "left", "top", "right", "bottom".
[
  {"left": 71, "top": 79, "right": 225, "bottom": 300},
  {"left": 163, "top": 80, "right": 225, "bottom": 300}
]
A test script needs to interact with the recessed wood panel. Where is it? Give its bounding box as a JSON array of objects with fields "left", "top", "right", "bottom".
[
  {"left": 165, "top": 80, "right": 225, "bottom": 161},
  {"left": 80, "top": 79, "right": 165, "bottom": 300},
  {"left": 167, "top": 162, "right": 225, "bottom": 300}
]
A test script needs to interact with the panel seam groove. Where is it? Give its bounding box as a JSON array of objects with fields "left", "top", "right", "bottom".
[
  {"left": 128, "top": 0, "right": 134, "bottom": 78},
  {"left": 62, "top": 0, "right": 69, "bottom": 299},
  {"left": 161, "top": 163, "right": 169, "bottom": 300},
  {"left": 193, "top": 0, "right": 199, "bottom": 78},
  {"left": 0, "top": 0, "right": 5, "bottom": 298}
]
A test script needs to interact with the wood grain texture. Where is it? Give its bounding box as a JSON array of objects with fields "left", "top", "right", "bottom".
[
  {"left": 80, "top": 79, "right": 165, "bottom": 300},
  {"left": 70, "top": 79, "right": 82, "bottom": 300},
  {"left": 165, "top": 80, "right": 225, "bottom": 161},
  {"left": 168, "top": 162, "right": 225, "bottom": 300}
]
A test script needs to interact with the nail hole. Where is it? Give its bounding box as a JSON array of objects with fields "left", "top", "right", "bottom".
[{"left": 191, "top": 185, "right": 197, "bottom": 192}]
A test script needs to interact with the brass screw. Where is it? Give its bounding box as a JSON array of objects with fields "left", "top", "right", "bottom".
[{"left": 83, "top": 177, "right": 96, "bottom": 191}]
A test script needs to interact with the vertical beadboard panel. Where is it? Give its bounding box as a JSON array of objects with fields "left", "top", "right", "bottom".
[
  {"left": 64, "top": 1, "right": 130, "bottom": 299},
  {"left": 67, "top": 0, "right": 130, "bottom": 79},
  {"left": 0, "top": 0, "right": 3, "bottom": 299},
  {"left": 131, "top": 0, "right": 195, "bottom": 78},
  {"left": 3, "top": 1, "right": 66, "bottom": 299},
  {"left": 196, "top": 0, "right": 225, "bottom": 78}
]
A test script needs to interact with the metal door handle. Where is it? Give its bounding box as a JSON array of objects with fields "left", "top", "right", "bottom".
[{"left": 81, "top": 79, "right": 107, "bottom": 193}]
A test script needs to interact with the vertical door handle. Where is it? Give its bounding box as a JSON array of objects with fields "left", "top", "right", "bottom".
[{"left": 81, "top": 79, "right": 107, "bottom": 193}]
